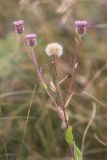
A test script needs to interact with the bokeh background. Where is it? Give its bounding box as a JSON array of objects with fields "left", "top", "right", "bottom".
[{"left": 0, "top": 0, "right": 107, "bottom": 160}]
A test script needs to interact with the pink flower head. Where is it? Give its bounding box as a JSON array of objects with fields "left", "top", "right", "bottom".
[
  {"left": 75, "top": 20, "right": 88, "bottom": 36},
  {"left": 26, "top": 34, "right": 37, "bottom": 47},
  {"left": 13, "top": 20, "right": 24, "bottom": 35}
]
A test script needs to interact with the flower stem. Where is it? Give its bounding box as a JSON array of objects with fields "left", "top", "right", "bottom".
[{"left": 67, "top": 36, "right": 81, "bottom": 98}]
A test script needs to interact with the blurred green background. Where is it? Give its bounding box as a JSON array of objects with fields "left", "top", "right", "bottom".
[{"left": 0, "top": 0, "right": 107, "bottom": 160}]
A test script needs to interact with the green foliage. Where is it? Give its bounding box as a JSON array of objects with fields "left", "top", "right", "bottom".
[
  {"left": 74, "top": 143, "right": 83, "bottom": 160},
  {"left": 65, "top": 126, "right": 83, "bottom": 160},
  {"left": 65, "top": 126, "right": 74, "bottom": 144}
]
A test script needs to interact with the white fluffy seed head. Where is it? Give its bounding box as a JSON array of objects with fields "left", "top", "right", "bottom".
[{"left": 45, "top": 43, "right": 63, "bottom": 57}]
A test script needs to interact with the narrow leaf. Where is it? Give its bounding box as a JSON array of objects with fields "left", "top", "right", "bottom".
[
  {"left": 65, "top": 126, "right": 74, "bottom": 144},
  {"left": 65, "top": 93, "right": 73, "bottom": 108},
  {"left": 58, "top": 75, "right": 68, "bottom": 85},
  {"left": 74, "top": 144, "right": 83, "bottom": 160},
  {"left": 50, "top": 81, "right": 56, "bottom": 92}
]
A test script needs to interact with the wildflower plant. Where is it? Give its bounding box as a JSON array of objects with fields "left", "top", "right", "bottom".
[{"left": 13, "top": 19, "right": 88, "bottom": 160}]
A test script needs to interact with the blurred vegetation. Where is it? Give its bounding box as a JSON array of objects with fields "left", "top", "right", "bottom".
[{"left": 0, "top": 0, "right": 107, "bottom": 160}]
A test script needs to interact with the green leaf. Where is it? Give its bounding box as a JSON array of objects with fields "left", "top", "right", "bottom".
[
  {"left": 74, "top": 144, "right": 83, "bottom": 160},
  {"left": 65, "top": 126, "right": 74, "bottom": 144}
]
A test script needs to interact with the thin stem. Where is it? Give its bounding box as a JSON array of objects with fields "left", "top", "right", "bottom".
[
  {"left": 52, "top": 55, "right": 58, "bottom": 82},
  {"left": 67, "top": 36, "right": 81, "bottom": 98},
  {"left": 21, "top": 35, "right": 58, "bottom": 95},
  {"left": 30, "top": 49, "right": 59, "bottom": 108},
  {"left": 31, "top": 48, "right": 69, "bottom": 131},
  {"left": 81, "top": 103, "right": 96, "bottom": 155},
  {"left": 21, "top": 34, "right": 72, "bottom": 156},
  {"left": 52, "top": 56, "right": 69, "bottom": 128},
  {"left": 94, "top": 134, "right": 107, "bottom": 146},
  {"left": 21, "top": 83, "right": 37, "bottom": 145},
  {"left": 21, "top": 37, "right": 59, "bottom": 109},
  {"left": 18, "top": 84, "right": 36, "bottom": 159},
  {"left": 21, "top": 35, "right": 32, "bottom": 60},
  {"left": 52, "top": 56, "right": 64, "bottom": 107}
]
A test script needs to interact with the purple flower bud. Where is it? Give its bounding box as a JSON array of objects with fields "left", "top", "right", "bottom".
[
  {"left": 26, "top": 34, "right": 37, "bottom": 47},
  {"left": 75, "top": 20, "right": 88, "bottom": 36},
  {"left": 13, "top": 20, "right": 24, "bottom": 35}
]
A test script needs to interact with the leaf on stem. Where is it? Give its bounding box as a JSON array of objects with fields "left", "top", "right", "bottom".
[
  {"left": 65, "top": 126, "right": 74, "bottom": 144},
  {"left": 74, "top": 143, "right": 83, "bottom": 160}
]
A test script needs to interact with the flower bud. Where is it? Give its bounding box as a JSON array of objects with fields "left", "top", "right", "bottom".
[
  {"left": 75, "top": 20, "right": 88, "bottom": 36},
  {"left": 26, "top": 34, "right": 37, "bottom": 47},
  {"left": 13, "top": 20, "right": 24, "bottom": 35}
]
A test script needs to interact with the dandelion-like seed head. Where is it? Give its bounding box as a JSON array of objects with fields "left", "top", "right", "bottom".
[
  {"left": 75, "top": 20, "right": 88, "bottom": 36},
  {"left": 13, "top": 20, "right": 24, "bottom": 35},
  {"left": 45, "top": 43, "right": 63, "bottom": 57},
  {"left": 26, "top": 34, "right": 37, "bottom": 47}
]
